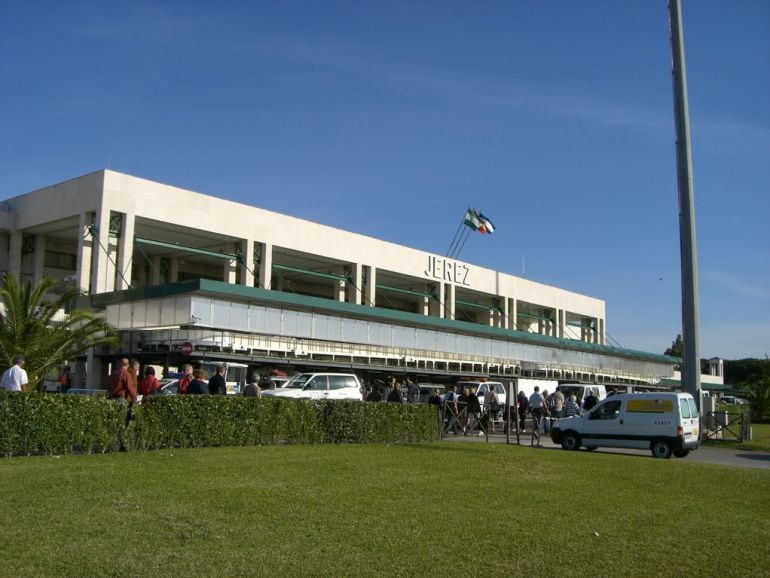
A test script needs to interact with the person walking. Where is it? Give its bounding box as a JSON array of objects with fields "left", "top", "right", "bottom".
[
  {"left": 208, "top": 365, "right": 227, "bottom": 395},
  {"left": 552, "top": 387, "right": 565, "bottom": 419},
  {"left": 0, "top": 356, "right": 28, "bottom": 392},
  {"left": 564, "top": 394, "right": 581, "bottom": 417},
  {"left": 107, "top": 358, "right": 137, "bottom": 402},
  {"left": 137, "top": 366, "right": 161, "bottom": 400},
  {"left": 528, "top": 386, "right": 547, "bottom": 433},
  {"left": 177, "top": 364, "right": 193, "bottom": 394},
  {"left": 186, "top": 368, "right": 209, "bottom": 395}
]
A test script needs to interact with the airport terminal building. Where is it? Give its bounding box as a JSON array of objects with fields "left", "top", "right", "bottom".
[{"left": 0, "top": 170, "right": 676, "bottom": 388}]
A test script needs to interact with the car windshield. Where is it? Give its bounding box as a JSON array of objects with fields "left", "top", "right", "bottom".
[{"left": 284, "top": 374, "right": 311, "bottom": 389}]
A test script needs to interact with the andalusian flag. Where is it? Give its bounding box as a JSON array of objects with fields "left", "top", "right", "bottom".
[
  {"left": 464, "top": 208, "right": 495, "bottom": 234},
  {"left": 463, "top": 209, "right": 482, "bottom": 231}
]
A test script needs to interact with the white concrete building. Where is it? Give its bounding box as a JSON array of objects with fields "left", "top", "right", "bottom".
[{"left": 0, "top": 170, "right": 676, "bottom": 388}]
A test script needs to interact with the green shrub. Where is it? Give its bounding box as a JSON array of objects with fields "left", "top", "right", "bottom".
[
  {"left": 0, "top": 392, "right": 440, "bottom": 456},
  {"left": 0, "top": 391, "right": 124, "bottom": 456}
]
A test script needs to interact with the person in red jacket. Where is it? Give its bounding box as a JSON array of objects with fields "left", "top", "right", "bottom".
[
  {"left": 138, "top": 365, "right": 161, "bottom": 401},
  {"left": 107, "top": 358, "right": 137, "bottom": 402},
  {"left": 177, "top": 364, "right": 193, "bottom": 394}
]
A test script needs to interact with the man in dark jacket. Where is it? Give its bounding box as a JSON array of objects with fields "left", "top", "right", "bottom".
[
  {"left": 187, "top": 369, "right": 209, "bottom": 394},
  {"left": 386, "top": 381, "right": 403, "bottom": 403},
  {"left": 208, "top": 365, "right": 227, "bottom": 395}
]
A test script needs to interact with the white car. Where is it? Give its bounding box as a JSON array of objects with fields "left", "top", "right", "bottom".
[{"left": 260, "top": 373, "right": 363, "bottom": 401}]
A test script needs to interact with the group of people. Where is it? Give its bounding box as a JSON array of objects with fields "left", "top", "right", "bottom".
[
  {"left": 427, "top": 383, "right": 600, "bottom": 437},
  {"left": 364, "top": 377, "right": 419, "bottom": 403},
  {"left": 107, "top": 359, "right": 229, "bottom": 402}
]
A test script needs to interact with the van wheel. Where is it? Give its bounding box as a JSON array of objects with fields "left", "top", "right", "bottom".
[
  {"left": 652, "top": 441, "right": 672, "bottom": 459},
  {"left": 673, "top": 450, "right": 690, "bottom": 458},
  {"left": 561, "top": 432, "right": 580, "bottom": 451}
]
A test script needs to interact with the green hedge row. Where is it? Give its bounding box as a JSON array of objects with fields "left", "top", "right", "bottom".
[{"left": 0, "top": 392, "right": 441, "bottom": 456}]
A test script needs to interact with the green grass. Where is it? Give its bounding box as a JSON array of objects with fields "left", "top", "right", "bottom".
[
  {"left": 1, "top": 443, "right": 768, "bottom": 577},
  {"left": 702, "top": 422, "right": 770, "bottom": 452}
]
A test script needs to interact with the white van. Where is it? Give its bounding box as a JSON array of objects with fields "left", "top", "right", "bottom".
[
  {"left": 558, "top": 383, "right": 607, "bottom": 407},
  {"left": 550, "top": 392, "right": 700, "bottom": 458}
]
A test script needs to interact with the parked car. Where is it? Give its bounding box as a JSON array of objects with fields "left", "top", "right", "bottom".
[{"left": 260, "top": 373, "right": 363, "bottom": 401}]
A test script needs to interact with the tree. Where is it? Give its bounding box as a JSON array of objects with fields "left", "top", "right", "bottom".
[
  {"left": 0, "top": 274, "right": 119, "bottom": 391},
  {"left": 664, "top": 334, "right": 684, "bottom": 358}
]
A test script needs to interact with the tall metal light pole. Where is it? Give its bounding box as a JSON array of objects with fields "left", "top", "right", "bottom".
[{"left": 668, "top": 0, "right": 702, "bottom": 409}]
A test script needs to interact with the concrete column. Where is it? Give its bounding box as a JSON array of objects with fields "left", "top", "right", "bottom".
[
  {"left": 150, "top": 255, "right": 162, "bottom": 285},
  {"left": 366, "top": 266, "right": 376, "bottom": 307},
  {"left": 91, "top": 208, "right": 114, "bottom": 294},
  {"left": 259, "top": 242, "right": 273, "bottom": 290},
  {"left": 224, "top": 244, "right": 237, "bottom": 284},
  {"left": 76, "top": 213, "right": 93, "bottom": 292},
  {"left": 488, "top": 308, "right": 495, "bottom": 327},
  {"left": 116, "top": 212, "right": 135, "bottom": 290},
  {"left": 33, "top": 234, "right": 46, "bottom": 285},
  {"left": 422, "top": 295, "right": 430, "bottom": 316},
  {"left": 240, "top": 239, "right": 255, "bottom": 287},
  {"left": 445, "top": 283, "right": 455, "bottom": 320},
  {"left": 86, "top": 349, "right": 108, "bottom": 390},
  {"left": 557, "top": 309, "right": 565, "bottom": 338},
  {"left": 428, "top": 282, "right": 443, "bottom": 318},
  {"left": 337, "top": 278, "right": 346, "bottom": 302},
  {"left": 170, "top": 257, "right": 179, "bottom": 282},
  {"left": 599, "top": 318, "right": 605, "bottom": 345},
  {"left": 502, "top": 298, "right": 510, "bottom": 329},
  {"left": 7, "top": 231, "right": 22, "bottom": 277},
  {"left": 510, "top": 298, "right": 517, "bottom": 331},
  {"left": 347, "top": 262, "right": 362, "bottom": 305}
]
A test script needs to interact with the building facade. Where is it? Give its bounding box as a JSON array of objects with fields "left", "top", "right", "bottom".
[{"left": 0, "top": 170, "right": 675, "bottom": 387}]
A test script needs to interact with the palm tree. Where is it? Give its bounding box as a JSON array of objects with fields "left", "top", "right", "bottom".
[{"left": 0, "top": 274, "right": 119, "bottom": 391}]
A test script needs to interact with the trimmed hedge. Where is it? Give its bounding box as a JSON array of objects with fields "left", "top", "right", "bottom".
[{"left": 0, "top": 391, "right": 441, "bottom": 456}]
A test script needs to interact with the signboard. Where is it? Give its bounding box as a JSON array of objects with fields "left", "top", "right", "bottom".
[{"left": 181, "top": 341, "right": 194, "bottom": 356}]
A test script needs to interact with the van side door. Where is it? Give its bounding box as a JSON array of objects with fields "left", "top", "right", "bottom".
[{"left": 581, "top": 399, "right": 623, "bottom": 448}]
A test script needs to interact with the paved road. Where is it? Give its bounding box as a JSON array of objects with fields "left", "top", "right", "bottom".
[{"left": 444, "top": 432, "right": 770, "bottom": 470}]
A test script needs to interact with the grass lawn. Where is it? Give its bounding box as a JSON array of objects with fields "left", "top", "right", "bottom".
[
  {"left": 1, "top": 442, "right": 768, "bottom": 577},
  {"left": 702, "top": 422, "right": 770, "bottom": 452}
]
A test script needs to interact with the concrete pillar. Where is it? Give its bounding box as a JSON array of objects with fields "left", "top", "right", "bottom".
[
  {"left": 488, "top": 308, "right": 495, "bottom": 327},
  {"left": 347, "top": 262, "right": 362, "bottom": 305},
  {"left": 337, "top": 278, "right": 346, "bottom": 302},
  {"left": 422, "top": 295, "right": 430, "bottom": 316},
  {"left": 511, "top": 298, "right": 518, "bottom": 331},
  {"left": 366, "top": 266, "right": 376, "bottom": 307},
  {"left": 76, "top": 213, "right": 93, "bottom": 293},
  {"left": 240, "top": 239, "right": 255, "bottom": 287},
  {"left": 170, "top": 257, "right": 179, "bottom": 282},
  {"left": 428, "top": 282, "right": 442, "bottom": 318},
  {"left": 445, "top": 283, "right": 455, "bottom": 320},
  {"left": 7, "top": 231, "right": 22, "bottom": 277},
  {"left": 33, "top": 234, "right": 46, "bottom": 285},
  {"left": 86, "top": 349, "right": 108, "bottom": 390},
  {"left": 91, "top": 208, "right": 114, "bottom": 294},
  {"left": 599, "top": 318, "right": 605, "bottom": 345},
  {"left": 116, "top": 212, "right": 135, "bottom": 290},
  {"left": 224, "top": 244, "right": 237, "bottom": 284},
  {"left": 150, "top": 255, "right": 162, "bottom": 285},
  {"left": 259, "top": 242, "right": 272, "bottom": 290}
]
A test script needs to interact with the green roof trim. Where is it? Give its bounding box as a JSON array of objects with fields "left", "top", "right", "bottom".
[{"left": 91, "top": 279, "right": 678, "bottom": 365}]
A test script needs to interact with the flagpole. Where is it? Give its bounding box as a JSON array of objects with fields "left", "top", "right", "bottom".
[{"left": 446, "top": 209, "right": 470, "bottom": 257}]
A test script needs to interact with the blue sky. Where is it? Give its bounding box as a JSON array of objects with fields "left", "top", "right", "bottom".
[{"left": 1, "top": 1, "right": 768, "bottom": 360}]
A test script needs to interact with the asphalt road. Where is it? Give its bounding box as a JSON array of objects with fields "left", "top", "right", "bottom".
[{"left": 445, "top": 432, "right": 770, "bottom": 470}]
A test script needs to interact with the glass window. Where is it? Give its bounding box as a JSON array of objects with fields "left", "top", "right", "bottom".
[
  {"left": 308, "top": 376, "right": 328, "bottom": 390},
  {"left": 680, "top": 399, "right": 691, "bottom": 418},
  {"left": 688, "top": 398, "right": 698, "bottom": 417},
  {"left": 329, "top": 375, "right": 354, "bottom": 390},
  {"left": 590, "top": 400, "right": 621, "bottom": 420}
]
